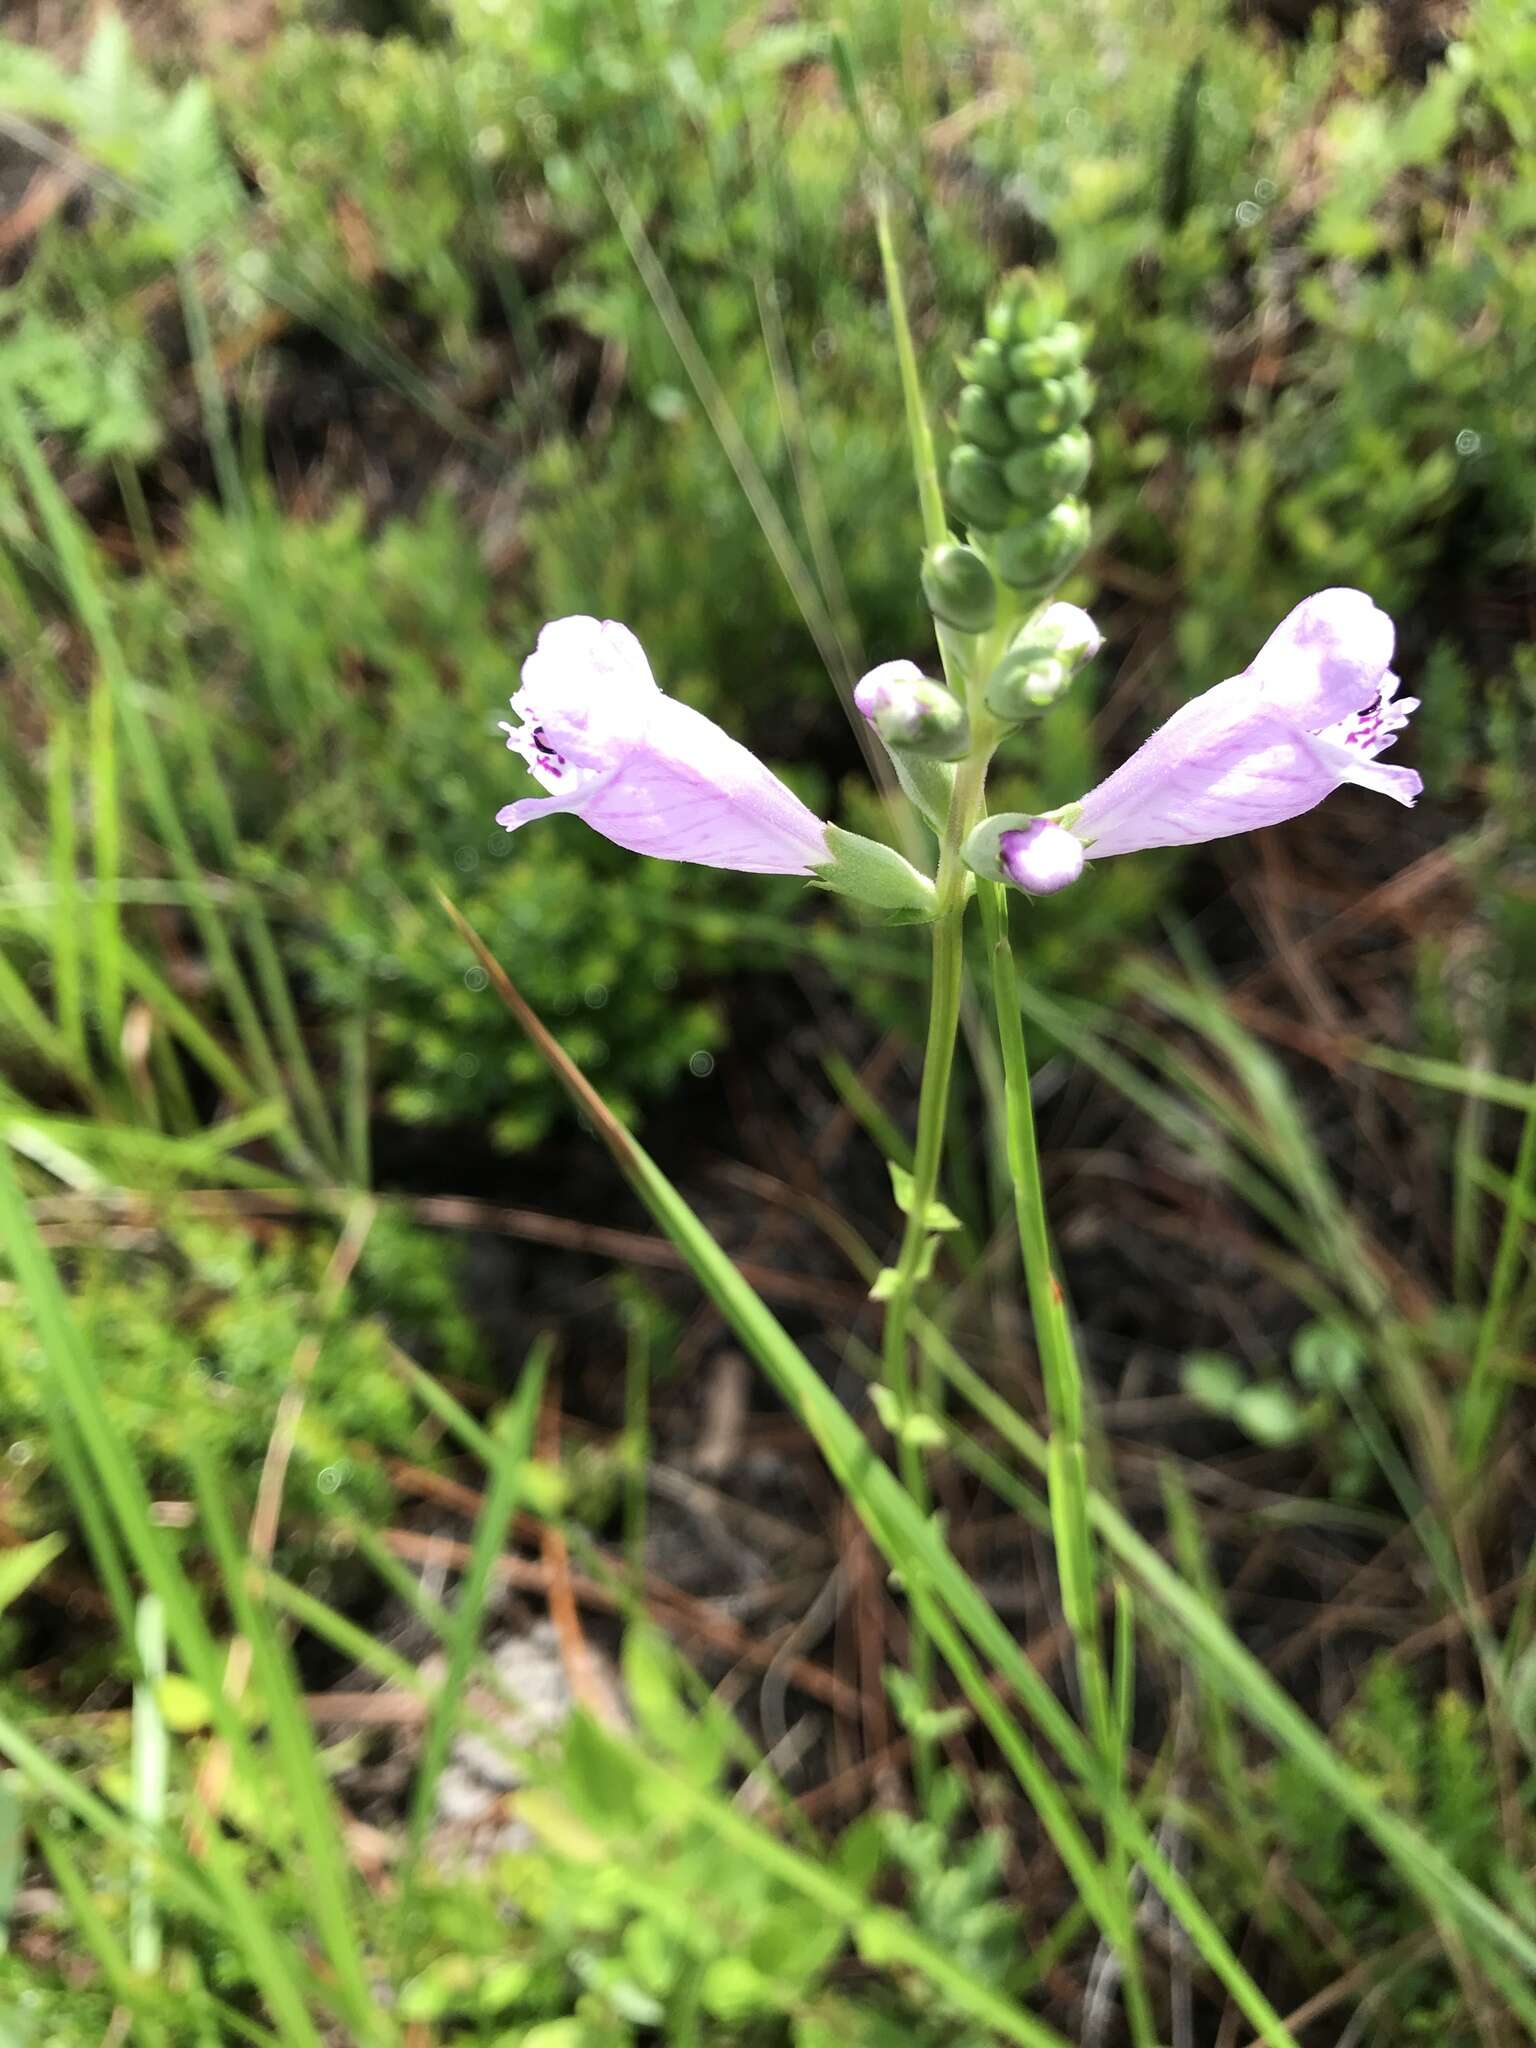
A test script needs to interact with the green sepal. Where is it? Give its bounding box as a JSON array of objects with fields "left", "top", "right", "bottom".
[
  {"left": 813, "top": 824, "right": 938, "bottom": 919},
  {"left": 963, "top": 807, "right": 1084, "bottom": 884},
  {"left": 959, "top": 336, "right": 1013, "bottom": 394},
  {"left": 887, "top": 748, "right": 956, "bottom": 835}
]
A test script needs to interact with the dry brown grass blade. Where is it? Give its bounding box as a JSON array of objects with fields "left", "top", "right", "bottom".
[{"left": 439, "top": 888, "right": 645, "bottom": 1167}]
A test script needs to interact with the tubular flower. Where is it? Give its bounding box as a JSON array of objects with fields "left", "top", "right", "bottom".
[
  {"left": 1071, "top": 588, "right": 1418, "bottom": 857},
  {"left": 965, "top": 589, "right": 1420, "bottom": 896},
  {"left": 497, "top": 617, "right": 830, "bottom": 876}
]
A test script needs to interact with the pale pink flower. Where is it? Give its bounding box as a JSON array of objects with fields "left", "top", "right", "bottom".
[
  {"left": 1072, "top": 588, "right": 1419, "bottom": 857},
  {"left": 497, "top": 617, "right": 830, "bottom": 875}
]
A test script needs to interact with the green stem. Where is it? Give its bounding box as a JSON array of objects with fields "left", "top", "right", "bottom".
[
  {"left": 878, "top": 753, "right": 984, "bottom": 1800},
  {"left": 979, "top": 877, "right": 1158, "bottom": 2048}
]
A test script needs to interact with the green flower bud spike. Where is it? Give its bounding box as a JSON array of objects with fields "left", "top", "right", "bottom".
[
  {"left": 921, "top": 543, "right": 997, "bottom": 633},
  {"left": 946, "top": 270, "right": 1094, "bottom": 598},
  {"left": 854, "top": 663, "right": 970, "bottom": 762}
]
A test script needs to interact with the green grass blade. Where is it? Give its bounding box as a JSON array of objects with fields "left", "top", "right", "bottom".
[
  {"left": 186, "top": 1443, "right": 390, "bottom": 2046},
  {"left": 0, "top": 1774, "right": 21, "bottom": 1953},
  {"left": 1458, "top": 1071, "right": 1536, "bottom": 1468},
  {"left": 0, "top": 1533, "right": 65, "bottom": 1612},
  {"left": 131, "top": 1594, "right": 169, "bottom": 1977},
  {"left": 87, "top": 670, "right": 124, "bottom": 1060},
  {"left": 400, "top": 1340, "right": 549, "bottom": 1888},
  {"left": 44, "top": 719, "right": 87, "bottom": 1071}
]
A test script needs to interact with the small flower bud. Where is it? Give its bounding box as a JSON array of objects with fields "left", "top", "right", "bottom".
[
  {"left": 1003, "top": 428, "right": 1092, "bottom": 509},
  {"left": 959, "top": 336, "right": 1013, "bottom": 394},
  {"left": 984, "top": 609, "right": 1098, "bottom": 722},
  {"left": 991, "top": 499, "right": 1091, "bottom": 591},
  {"left": 946, "top": 445, "right": 1013, "bottom": 531},
  {"left": 1008, "top": 324, "right": 1086, "bottom": 381},
  {"left": 1004, "top": 370, "right": 1094, "bottom": 443},
  {"left": 1016, "top": 602, "right": 1104, "bottom": 669},
  {"left": 1004, "top": 288, "right": 1062, "bottom": 343},
  {"left": 963, "top": 814, "right": 1085, "bottom": 896},
  {"left": 984, "top": 650, "right": 1070, "bottom": 721},
  {"left": 854, "top": 665, "right": 971, "bottom": 761},
  {"left": 955, "top": 384, "right": 1014, "bottom": 457},
  {"left": 1001, "top": 820, "right": 1085, "bottom": 894},
  {"left": 985, "top": 294, "right": 1020, "bottom": 343},
  {"left": 986, "top": 608, "right": 1100, "bottom": 721},
  {"left": 921, "top": 543, "right": 998, "bottom": 632}
]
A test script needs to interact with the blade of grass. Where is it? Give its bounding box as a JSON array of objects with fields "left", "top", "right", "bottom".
[
  {"left": 36, "top": 1822, "right": 168, "bottom": 2048},
  {"left": 399, "top": 1340, "right": 549, "bottom": 1890},
  {"left": 0, "top": 384, "right": 327, "bottom": 1178},
  {"left": 1458, "top": 1067, "right": 1536, "bottom": 1469},
  {"left": 340, "top": 1011, "right": 370, "bottom": 1189},
  {"left": 186, "top": 1442, "right": 390, "bottom": 2048},
  {"left": 45, "top": 718, "right": 87, "bottom": 1072},
  {"left": 130, "top": 1594, "right": 168, "bottom": 1977},
  {"left": 4, "top": 1103, "right": 292, "bottom": 1189},
  {"left": 87, "top": 665, "right": 124, "bottom": 1061},
  {"left": 922, "top": 1326, "right": 1536, "bottom": 1995},
  {"left": 0, "top": 1774, "right": 20, "bottom": 1954}
]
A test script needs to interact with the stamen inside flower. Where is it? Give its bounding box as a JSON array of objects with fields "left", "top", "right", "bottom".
[
  {"left": 1317, "top": 674, "right": 1417, "bottom": 759},
  {"left": 500, "top": 708, "right": 576, "bottom": 788}
]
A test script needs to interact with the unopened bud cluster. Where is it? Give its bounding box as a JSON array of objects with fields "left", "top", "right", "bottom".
[{"left": 946, "top": 275, "right": 1093, "bottom": 593}]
